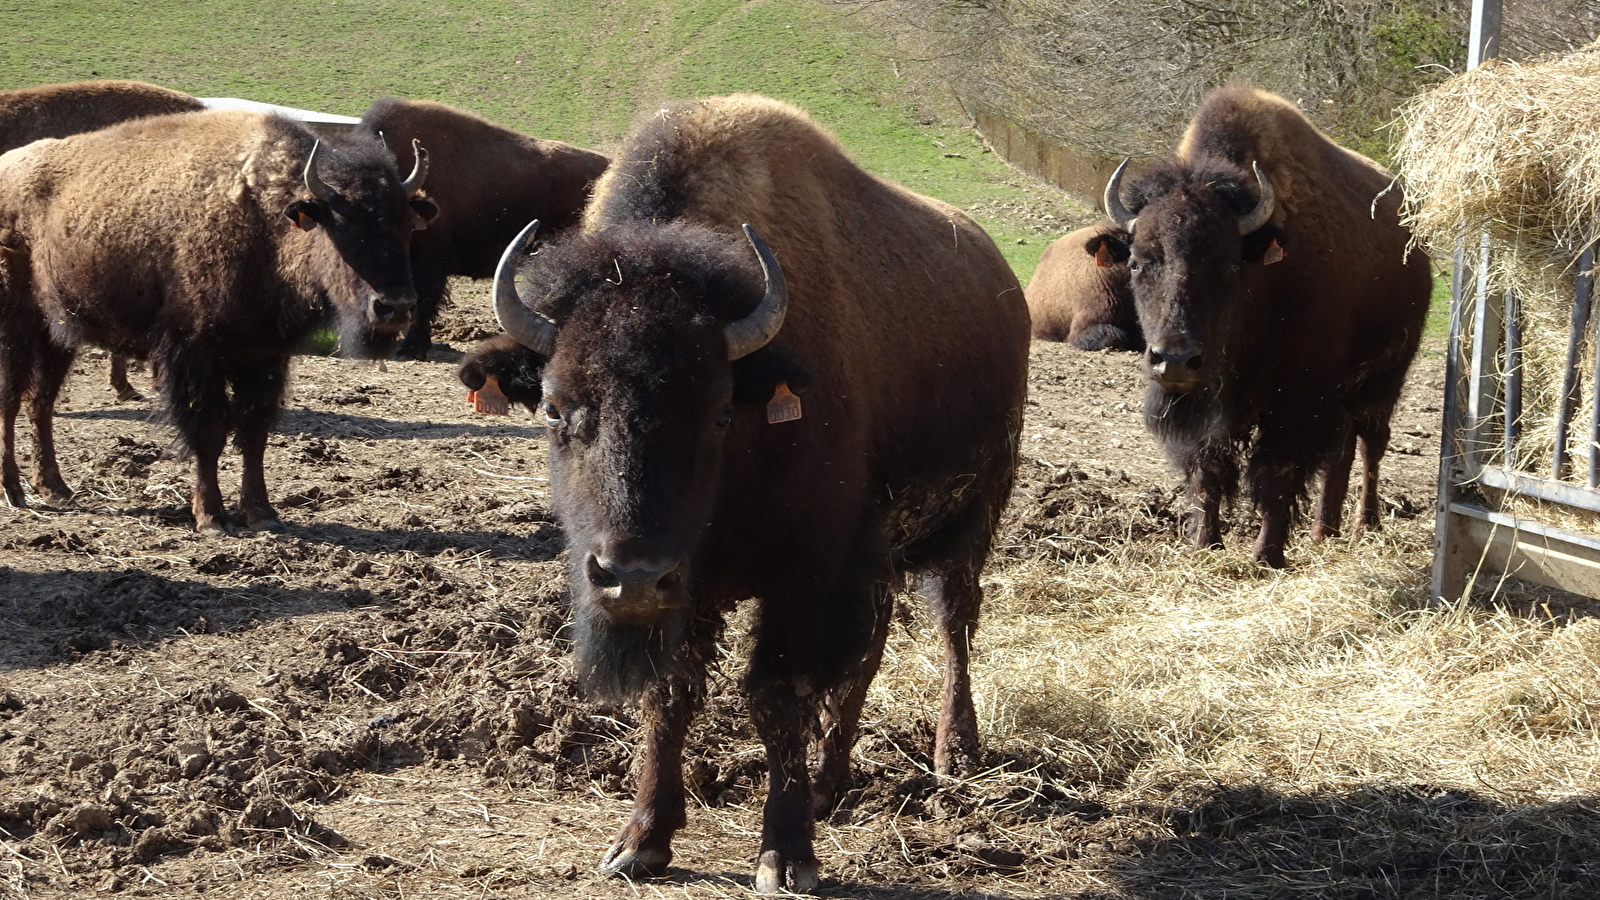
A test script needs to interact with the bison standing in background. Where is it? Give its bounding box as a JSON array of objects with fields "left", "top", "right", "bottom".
[
  {"left": 467, "top": 94, "right": 1029, "bottom": 893},
  {"left": 0, "top": 109, "right": 437, "bottom": 533},
  {"left": 1097, "top": 85, "right": 1430, "bottom": 567},
  {"left": 1025, "top": 220, "right": 1142, "bottom": 350},
  {"left": 357, "top": 97, "right": 609, "bottom": 360},
  {"left": 0, "top": 79, "right": 206, "bottom": 401}
]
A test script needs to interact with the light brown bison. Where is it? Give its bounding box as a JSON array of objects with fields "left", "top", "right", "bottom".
[
  {"left": 0, "top": 109, "right": 436, "bottom": 532},
  {"left": 1025, "top": 220, "right": 1142, "bottom": 350},
  {"left": 464, "top": 94, "right": 1029, "bottom": 893},
  {"left": 0, "top": 80, "right": 207, "bottom": 401},
  {"left": 357, "top": 98, "right": 609, "bottom": 360},
  {"left": 1097, "top": 85, "right": 1430, "bottom": 567}
]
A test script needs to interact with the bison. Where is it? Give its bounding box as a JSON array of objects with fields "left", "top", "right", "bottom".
[
  {"left": 1096, "top": 85, "right": 1430, "bottom": 567},
  {"left": 0, "top": 79, "right": 207, "bottom": 401},
  {"left": 1025, "top": 220, "right": 1142, "bottom": 350},
  {"left": 0, "top": 109, "right": 436, "bottom": 532},
  {"left": 357, "top": 97, "right": 609, "bottom": 360},
  {"left": 465, "top": 94, "right": 1029, "bottom": 893}
]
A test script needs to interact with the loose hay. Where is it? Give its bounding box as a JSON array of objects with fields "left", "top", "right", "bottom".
[{"left": 1397, "top": 39, "right": 1600, "bottom": 478}]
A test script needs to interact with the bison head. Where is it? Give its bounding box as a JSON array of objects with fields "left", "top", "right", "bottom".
[
  {"left": 283, "top": 135, "right": 438, "bottom": 357},
  {"left": 491, "top": 219, "right": 793, "bottom": 701},
  {"left": 1098, "top": 157, "right": 1283, "bottom": 396}
]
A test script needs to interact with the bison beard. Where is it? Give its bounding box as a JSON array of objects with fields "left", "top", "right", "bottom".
[{"left": 572, "top": 587, "right": 691, "bottom": 704}]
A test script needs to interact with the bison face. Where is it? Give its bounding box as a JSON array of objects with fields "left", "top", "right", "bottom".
[
  {"left": 1103, "top": 159, "right": 1282, "bottom": 396},
  {"left": 284, "top": 138, "right": 438, "bottom": 357},
  {"left": 493, "top": 221, "right": 786, "bottom": 702}
]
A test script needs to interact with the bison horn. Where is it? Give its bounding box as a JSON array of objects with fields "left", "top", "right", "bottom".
[
  {"left": 400, "top": 138, "right": 429, "bottom": 196},
  {"left": 1238, "top": 161, "right": 1276, "bottom": 235},
  {"left": 493, "top": 219, "right": 558, "bottom": 358},
  {"left": 1103, "top": 157, "right": 1137, "bottom": 234},
  {"left": 724, "top": 224, "right": 788, "bottom": 361},
  {"left": 302, "top": 139, "right": 339, "bottom": 203}
]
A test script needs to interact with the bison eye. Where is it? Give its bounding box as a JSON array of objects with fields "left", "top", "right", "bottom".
[
  {"left": 543, "top": 403, "right": 562, "bottom": 425},
  {"left": 715, "top": 405, "right": 734, "bottom": 429}
]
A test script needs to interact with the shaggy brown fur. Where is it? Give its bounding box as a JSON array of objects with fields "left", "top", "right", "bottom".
[
  {"left": 467, "top": 94, "right": 1029, "bottom": 893},
  {"left": 1102, "top": 85, "right": 1430, "bottom": 567},
  {"left": 1026, "top": 220, "right": 1142, "bottom": 350},
  {"left": 0, "top": 109, "right": 434, "bottom": 533},
  {"left": 0, "top": 80, "right": 207, "bottom": 401},
  {"left": 358, "top": 98, "right": 609, "bottom": 359}
]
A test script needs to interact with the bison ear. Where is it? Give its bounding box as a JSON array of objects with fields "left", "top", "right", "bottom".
[
  {"left": 1242, "top": 225, "right": 1289, "bottom": 266},
  {"left": 732, "top": 346, "right": 811, "bottom": 407},
  {"left": 1084, "top": 232, "right": 1130, "bottom": 268},
  {"left": 410, "top": 197, "right": 439, "bottom": 230},
  {"left": 459, "top": 335, "right": 547, "bottom": 410},
  {"left": 284, "top": 200, "right": 324, "bottom": 231}
]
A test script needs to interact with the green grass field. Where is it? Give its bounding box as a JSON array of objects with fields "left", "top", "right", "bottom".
[{"left": 1, "top": 0, "right": 1072, "bottom": 278}]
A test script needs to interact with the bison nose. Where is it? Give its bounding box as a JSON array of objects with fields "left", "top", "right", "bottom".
[
  {"left": 587, "top": 544, "right": 685, "bottom": 620},
  {"left": 369, "top": 292, "right": 417, "bottom": 327},
  {"left": 1148, "top": 341, "right": 1204, "bottom": 385}
]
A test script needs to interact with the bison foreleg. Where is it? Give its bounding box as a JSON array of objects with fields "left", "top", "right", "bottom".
[
  {"left": 1311, "top": 423, "right": 1357, "bottom": 541},
  {"left": 230, "top": 361, "right": 289, "bottom": 532},
  {"left": 0, "top": 345, "right": 26, "bottom": 507},
  {"left": 812, "top": 587, "right": 893, "bottom": 813},
  {"left": 109, "top": 354, "right": 144, "bottom": 402},
  {"left": 162, "top": 347, "right": 231, "bottom": 534},
  {"left": 1182, "top": 444, "right": 1234, "bottom": 551},
  {"left": 749, "top": 679, "right": 822, "bottom": 895},
  {"left": 1356, "top": 420, "right": 1390, "bottom": 531},
  {"left": 25, "top": 342, "right": 76, "bottom": 508}
]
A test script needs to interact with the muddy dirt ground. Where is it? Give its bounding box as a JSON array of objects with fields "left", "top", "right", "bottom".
[{"left": 0, "top": 286, "right": 1446, "bottom": 899}]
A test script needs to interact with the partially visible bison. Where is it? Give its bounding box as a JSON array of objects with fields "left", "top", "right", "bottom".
[
  {"left": 1025, "top": 220, "right": 1142, "bottom": 350},
  {"left": 465, "top": 94, "right": 1029, "bottom": 893},
  {"left": 357, "top": 98, "right": 609, "bottom": 360},
  {"left": 0, "top": 79, "right": 206, "bottom": 401},
  {"left": 0, "top": 109, "right": 436, "bottom": 532},
  {"left": 1097, "top": 85, "right": 1430, "bottom": 567}
]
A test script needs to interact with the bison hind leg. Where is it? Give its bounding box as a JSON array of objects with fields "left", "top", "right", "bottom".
[{"left": 25, "top": 342, "right": 77, "bottom": 508}]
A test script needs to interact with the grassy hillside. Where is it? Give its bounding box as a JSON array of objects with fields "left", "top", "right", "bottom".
[{"left": 0, "top": 0, "right": 1083, "bottom": 278}]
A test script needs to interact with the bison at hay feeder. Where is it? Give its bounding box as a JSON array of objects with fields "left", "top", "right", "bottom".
[
  {"left": 1097, "top": 85, "right": 1430, "bottom": 567},
  {"left": 0, "top": 109, "right": 437, "bottom": 533},
  {"left": 464, "top": 94, "right": 1029, "bottom": 893}
]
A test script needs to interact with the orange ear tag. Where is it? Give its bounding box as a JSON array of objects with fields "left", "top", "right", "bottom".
[
  {"left": 1262, "top": 238, "right": 1286, "bottom": 266},
  {"left": 467, "top": 374, "right": 510, "bottom": 416},
  {"left": 767, "top": 382, "right": 802, "bottom": 424},
  {"left": 1094, "top": 242, "right": 1117, "bottom": 268}
]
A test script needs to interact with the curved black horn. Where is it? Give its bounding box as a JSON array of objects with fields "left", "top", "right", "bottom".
[
  {"left": 1104, "top": 157, "right": 1137, "bottom": 234},
  {"left": 1238, "top": 161, "right": 1276, "bottom": 235},
  {"left": 493, "top": 220, "right": 557, "bottom": 358},
  {"left": 400, "top": 138, "right": 428, "bottom": 196},
  {"left": 302, "top": 139, "right": 338, "bottom": 203},
  {"left": 724, "top": 224, "right": 787, "bottom": 361}
]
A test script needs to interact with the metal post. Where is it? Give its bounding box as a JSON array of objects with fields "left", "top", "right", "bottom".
[
  {"left": 1556, "top": 247, "right": 1594, "bottom": 480},
  {"left": 1505, "top": 289, "right": 1522, "bottom": 466},
  {"left": 1469, "top": 0, "right": 1503, "bottom": 68}
]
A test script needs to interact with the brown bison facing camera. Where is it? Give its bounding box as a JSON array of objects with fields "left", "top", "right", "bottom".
[
  {"left": 464, "top": 95, "right": 1029, "bottom": 893},
  {"left": 1025, "top": 220, "right": 1142, "bottom": 351},
  {"left": 0, "top": 79, "right": 207, "bottom": 401},
  {"left": 0, "top": 109, "right": 437, "bottom": 533},
  {"left": 357, "top": 97, "right": 610, "bottom": 361},
  {"left": 1096, "top": 85, "right": 1430, "bottom": 567}
]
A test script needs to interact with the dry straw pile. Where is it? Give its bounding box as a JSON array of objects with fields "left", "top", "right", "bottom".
[{"left": 1396, "top": 38, "right": 1600, "bottom": 476}]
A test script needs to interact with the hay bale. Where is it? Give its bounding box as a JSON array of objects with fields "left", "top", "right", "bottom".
[{"left": 1396, "top": 39, "right": 1600, "bottom": 478}]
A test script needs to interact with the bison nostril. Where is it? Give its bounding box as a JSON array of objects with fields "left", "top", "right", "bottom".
[
  {"left": 1186, "top": 353, "right": 1204, "bottom": 370},
  {"left": 587, "top": 554, "right": 620, "bottom": 589},
  {"left": 658, "top": 570, "right": 682, "bottom": 592}
]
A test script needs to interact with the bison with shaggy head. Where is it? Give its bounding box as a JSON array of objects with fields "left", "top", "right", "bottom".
[
  {"left": 0, "top": 109, "right": 436, "bottom": 532},
  {"left": 1025, "top": 220, "right": 1142, "bottom": 350},
  {"left": 356, "top": 97, "right": 609, "bottom": 360},
  {"left": 464, "top": 94, "right": 1029, "bottom": 893},
  {"left": 0, "top": 79, "right": 207, "bottom": 401},
  {"left": 1095, "top": 85, "right": 1430, "bottom": 567}
]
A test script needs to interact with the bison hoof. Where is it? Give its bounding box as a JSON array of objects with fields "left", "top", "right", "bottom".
[
  {"left": 3, "top": 486, "right": 26, "bottom": 508},
  {"left": 114, "top": 388, "right": 145, "bottom": 403},
  {"left": 755, "top": 850, "right": 819, "bottom": 895},
  {"left": 196, "top": 521, "right": 234, "bottom": 537},
  {"left": 599, "top": 841, "right": 671, "bottom": 880},
  {"left": 247, "top": 516, "right": 288, "bottom": 534},
  {"left": 37, "top": 487, "right": 74, "bottom": 509}
]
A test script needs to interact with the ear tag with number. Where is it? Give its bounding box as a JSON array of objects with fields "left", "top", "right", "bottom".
[
  {"left": 467, "top": 374, "right": 510, "bottom": 416},
  {"left": 767, "top": 382, "right": 802, "bottom": 424},
  {"left": 1263, "top": 238, "right": 1286, "bottom": 266}
]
